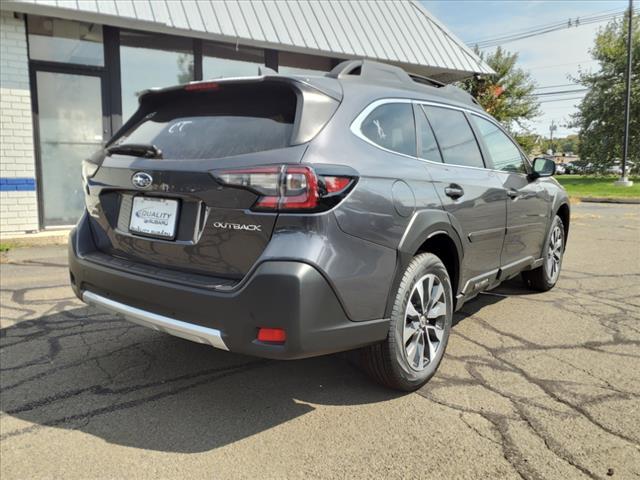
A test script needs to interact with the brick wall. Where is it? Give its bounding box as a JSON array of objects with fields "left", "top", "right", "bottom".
[{"left": 0, "top": 10, "right": 39, "bottom": 234}]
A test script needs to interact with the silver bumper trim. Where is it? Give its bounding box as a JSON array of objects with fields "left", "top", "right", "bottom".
[{"left": 82, "top": 291, "right": 229, "bottom": 351}]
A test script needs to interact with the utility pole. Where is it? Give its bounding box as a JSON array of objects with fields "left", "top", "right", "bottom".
[
  {"left": 616, "top": 0, "right": 634, "bottom": 187},
  {"left": 549, "top": 120, "right": 557, "bottom": 156}
]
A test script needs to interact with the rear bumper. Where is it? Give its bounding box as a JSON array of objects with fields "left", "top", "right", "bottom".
[
  {"left": 68, "top": 217, "right": 389, "bottom": 359},
  {"left": 82, "top": 291, "right": 229, "bottom": 350}
]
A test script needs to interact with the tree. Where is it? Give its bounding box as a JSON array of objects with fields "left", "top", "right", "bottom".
[
  {"left": 177, "top": 53, "right": 194, "bottom": 84},
  {"left": 537, "top": 134, "right": 580, "bottom": 155},
  {"left": 459, "top": 47, "right": 540, "bottom": 131},
  {"left": 559, "top": 134, "right": 579, "bottom": 154},
  {"left": 513, "top": 132, "right": 539, "bottom": 155},
  {"left": 571, "top": 12, "right": 639, "bottom": 172}
]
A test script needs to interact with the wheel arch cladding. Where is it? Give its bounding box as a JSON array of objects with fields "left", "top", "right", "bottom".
[
  {"left": 556, "top": 203, "right": 570, "bottom": 242},
  {"left": 386, "top": 211, "right": 463, "bottom": 317},
  {"left": 414, "top": 233, "right": 460, "bottom": 302}
]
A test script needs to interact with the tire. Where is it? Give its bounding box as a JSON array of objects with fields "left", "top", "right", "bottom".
[
  {"left": 359, "top": 253, "right": 453, "bottom": 391},
  {"left": 522, "top": 215, "right": 565, "bottom": 292}
]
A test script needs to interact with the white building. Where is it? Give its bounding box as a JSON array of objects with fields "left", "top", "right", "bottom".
[{"left": 0, "top": 0, "right": 490, "bottom": 235}]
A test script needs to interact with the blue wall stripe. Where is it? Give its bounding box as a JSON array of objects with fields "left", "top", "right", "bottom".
[{"left": 0, "top": 178, "right": 36, "bottom": 191}]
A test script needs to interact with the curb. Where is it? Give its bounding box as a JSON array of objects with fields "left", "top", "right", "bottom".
[{"left": 578, "top": 197, "right": 640, "bottom": 205}]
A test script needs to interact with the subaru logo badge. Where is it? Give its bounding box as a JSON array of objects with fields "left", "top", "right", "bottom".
[{"left": 132, "top": 172, "right": 153, "bottom": 189}]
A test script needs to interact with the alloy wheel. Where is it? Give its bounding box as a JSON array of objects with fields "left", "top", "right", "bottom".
[
  {"left": 403, "top": 274, "right": 447, "bottom": 371},
  {"left": 546, "top": 224, "right": 563, "bottom": 283}
]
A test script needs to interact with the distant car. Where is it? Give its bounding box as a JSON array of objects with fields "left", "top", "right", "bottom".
[
  {"left": 69, "top": 60, "right": 570, "bottom": 391},
  {"left": 564, "top": 162, "right": 582, "bottom": 175},
  {"left": 555, "top": 164, "right": 566, "bottom": 175},
  {"left": 606, "top": 164, "right": 633, "bottom": 176},
  {"left": 607, "top": 165, "right": 623, "bottom": 175}
]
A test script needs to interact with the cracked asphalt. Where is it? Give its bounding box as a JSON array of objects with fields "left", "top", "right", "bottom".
[{"left": 1, "top": 202, "right": 639, "bottom": 479}]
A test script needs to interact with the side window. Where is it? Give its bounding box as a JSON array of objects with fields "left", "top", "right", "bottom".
[
  {"left": 415, "top": 105, "right": 443, "bottom": 162},
  {"left": 360, "top": 103, "right": 416, "bottom": 157},
  {"left": 472, "top": 116, "right": 527, "bottom": 174},
  {"left": 423, "top": 106, "right": 485, "bottom": 168}
]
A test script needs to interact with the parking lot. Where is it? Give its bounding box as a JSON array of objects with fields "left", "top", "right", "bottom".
[{"left": 1, "top": 202, "right": 639, "bottom": 479}]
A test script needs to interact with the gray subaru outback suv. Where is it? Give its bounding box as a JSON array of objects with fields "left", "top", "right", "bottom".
[{"left": 69, "top": 60, "right": 569, "bottom": 391}]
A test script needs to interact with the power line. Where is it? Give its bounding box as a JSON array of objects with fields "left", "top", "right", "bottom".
[
  {"left": 472, "top": 10, "right": 631, "bottom": 48},
  {"left": 469, "top": 9, "right": 618, "bottom": 45},
  {"left": 534, "top": 83, "right": 579, "bottom": 90},
  {"left": 527, "top": 59, "right": 597, "bottom": 70},
  {"left": 532, "top": 88, "right": 589, "bottom": 96},
  {"left": 538, "top": 96, "right": 585, "bottom": 103},
  {"left": 471, "top": 6, "right": 622, "bottom": 43},
  {"left": 540, "top": 105, "right": 583, "bottom": 110},
  {"left": 468, "top": 8, "right": 637, "bottom": 49}
]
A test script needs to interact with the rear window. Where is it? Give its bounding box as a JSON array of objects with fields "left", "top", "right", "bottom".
[
  {"left": 423, "top": 105, "right": 485, "bottom": 169},
  {"left": 113, "top": 83, "right": 297, "bottom": 159},
  {"left": 360, "top": 103, "right": 416, "bottom": 157}
]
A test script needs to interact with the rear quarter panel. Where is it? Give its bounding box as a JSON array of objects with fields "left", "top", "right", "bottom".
[
  {"left": 303, "top": 89, "right": 444, "bottom": 250},
  {"left": 299, "top": 87, "right": 449, "bottom": 320}
]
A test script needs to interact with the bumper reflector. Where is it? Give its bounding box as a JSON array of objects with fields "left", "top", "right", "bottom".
[{"left": 257, "top": 327, "right": 287, "bottom": 343}]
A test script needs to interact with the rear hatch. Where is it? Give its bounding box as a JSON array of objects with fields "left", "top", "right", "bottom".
[{"left": 84, "top": 77, "right": 341, "bottom": 282}]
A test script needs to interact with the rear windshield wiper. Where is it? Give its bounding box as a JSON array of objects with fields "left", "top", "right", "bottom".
[{"left": 106, "top": 143, "right": 163, "bottom": 159}]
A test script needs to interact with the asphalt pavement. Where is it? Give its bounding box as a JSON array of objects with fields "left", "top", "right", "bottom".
[{"left": 1, "top": 202, "right": 639, "bottom": 479}]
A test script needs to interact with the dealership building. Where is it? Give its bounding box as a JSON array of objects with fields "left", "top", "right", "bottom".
[{"left": 0, "top": 0, "right": 489, "bottom": 235}]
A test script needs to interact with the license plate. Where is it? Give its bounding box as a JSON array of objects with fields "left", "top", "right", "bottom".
[{"left": 129, "top": 196, "right": 179, "bottom": 239}]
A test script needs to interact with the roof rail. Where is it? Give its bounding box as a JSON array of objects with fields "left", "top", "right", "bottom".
[
  {"left": 328, "top": 59, "right": 480, "bottom": 108},
  {"left": 440, "top": 85, "right": 481, "bottom": 106},
  {"left": 328, "top": 59, "right": 413, "bottom": 84},
  {"left": 329, "top": 60, "right": 443, "bottom": 87},
  {"left": 407, "top": 73, "right": 445, "bottom": 88},
  {"left": 258, "top": 65, "right": 278, "bottom": 76}
]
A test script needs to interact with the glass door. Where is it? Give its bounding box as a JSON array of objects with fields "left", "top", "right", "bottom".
[{"left": 33, "top": 69, "right": 106, "bottom": 227}]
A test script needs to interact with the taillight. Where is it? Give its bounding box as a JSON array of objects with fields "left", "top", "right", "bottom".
[
  {"left": 323, "top": 176, "right": 351, "bottom": 193},
  {"left": 213, "top": 165, "right": 355, "bottom": 212},
  {"left": 184, "top": 81, "right": 220, "bottom": 91}
]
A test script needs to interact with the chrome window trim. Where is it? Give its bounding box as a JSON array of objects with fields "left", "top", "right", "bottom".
[
  {"left": 349, "top": 98, "right": 417, "bottom": 161},
  {"left": 350, "top": 97, "right": 532, "bottom": 175}
]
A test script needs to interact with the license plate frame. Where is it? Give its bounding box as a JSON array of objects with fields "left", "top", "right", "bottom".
[{"left": 129, "top": 196, "right": 180, "bottom": 240}]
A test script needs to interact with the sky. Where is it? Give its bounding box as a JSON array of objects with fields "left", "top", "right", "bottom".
[{"left": 422, "top": 0, "right": 631, "bottom": 137}]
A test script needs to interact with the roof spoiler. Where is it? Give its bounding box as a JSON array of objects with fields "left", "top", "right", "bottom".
[{"left": 138, "top": 72, "right": 342, "bottom": 103}]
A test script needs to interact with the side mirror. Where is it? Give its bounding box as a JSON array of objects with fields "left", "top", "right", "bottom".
[{"left": 530, "top": 158, "right": 555, "bottom": 179}]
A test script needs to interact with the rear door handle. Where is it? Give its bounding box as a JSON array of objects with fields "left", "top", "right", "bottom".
[
  {"left": 507, "top": 189, "right": 519, "bottom": 199},
  {"left": 445, "top": 185, "right": 464, "bottom": 199}
]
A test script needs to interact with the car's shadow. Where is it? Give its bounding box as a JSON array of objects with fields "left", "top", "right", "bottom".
[
  {"left": 0, "top": 305, "right": 400, "bottom": 453},
  {"left": 453, "top": 277, "right": 535, "bottom": 325},
  {"left": 0, "top": 279, "right": 523, "bottom": 453}
]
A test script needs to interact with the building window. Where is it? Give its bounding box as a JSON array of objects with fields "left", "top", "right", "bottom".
[
  {"left": 278, "top": 51, "right": 334, "bottom": 76},
  {"left": 202, "top": 41, "right": 263, "bottom": 79},
  {"left": 27, "top": 15, "right": 104, "bottom": 66},
  {"left": 35, "top": 71, "right": 103, "bottom": 226},
  {"left": 119, "top": 31, "right": 194, "bottom": 121}
]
